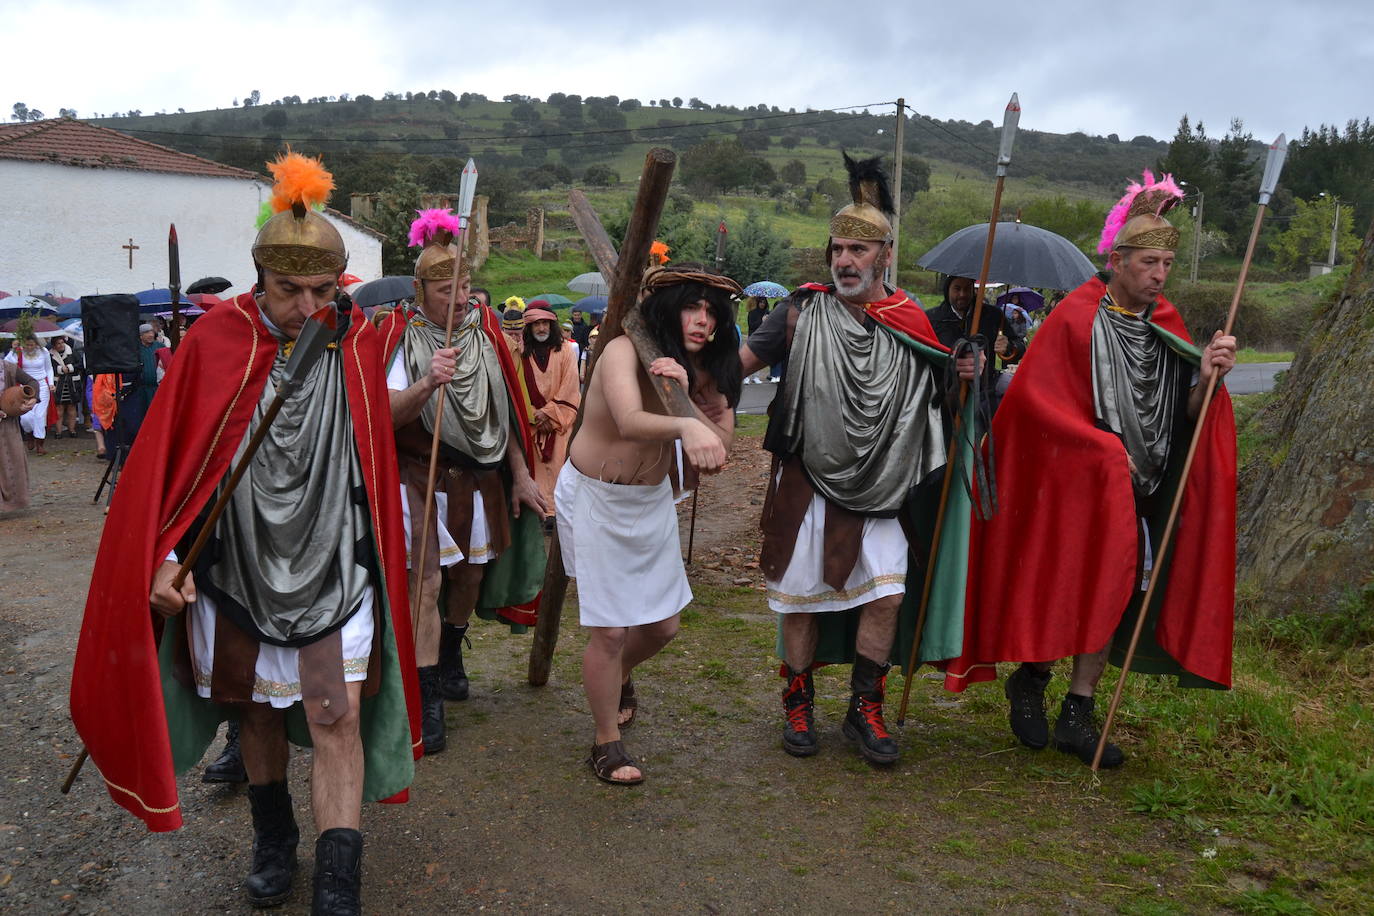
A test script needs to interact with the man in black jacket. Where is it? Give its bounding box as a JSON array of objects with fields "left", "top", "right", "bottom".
[{"left": 924, "top": 275, "right": 1026, "bottom": 415}]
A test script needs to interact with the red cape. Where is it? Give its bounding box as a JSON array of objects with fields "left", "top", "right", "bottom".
[
  {"left": 70, "top": 294, "right": 421, "bottom": 831},
  {"left": 943, "top": 276, "right": 1235, "bottom": 690},
  {"left": 798, "top": 283, "right": 948, "bottom": 353}
]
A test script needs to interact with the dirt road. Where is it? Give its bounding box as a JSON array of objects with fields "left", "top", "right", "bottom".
[{"left": 1, "top": 429, "right": 1204, "bottom": 914}]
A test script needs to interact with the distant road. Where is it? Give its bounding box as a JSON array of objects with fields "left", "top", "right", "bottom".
[{"left": 735, "top": 363, "right": 1289, "bottom": 415}]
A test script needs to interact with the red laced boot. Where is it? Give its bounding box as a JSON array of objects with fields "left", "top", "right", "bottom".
[
  {"left": 842, "top": 654, "right": 900, "bottom": 764},
  {"left": 781, "top": 666, "right": 819, "bottom": 757}
]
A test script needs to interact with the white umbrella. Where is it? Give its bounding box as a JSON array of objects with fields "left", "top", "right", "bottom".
[{"left": 567, "top": 272, "right": 609, "bottom": 296}]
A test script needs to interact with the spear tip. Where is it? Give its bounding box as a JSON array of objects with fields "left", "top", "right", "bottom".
[
  {"left": 168, "top": 223, "right": 178, "bottom": 242},
  {"left": 1006, "top": 92, "right": 1020, "bottom": 112}
]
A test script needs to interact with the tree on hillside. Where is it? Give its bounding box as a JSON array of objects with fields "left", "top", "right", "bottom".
[
  {"left": 1157, "top": 114, "right": 1213, "bottom": 190},
  {"left": 1285, "top": 120, "right": 1374, "bottom": 239},
  {"left": 357, "top": 168, "right": 424, "bottom": 276},
  {"left": 12, "top": 102, "right": 28, "bottom": 121},
  {"left": 780, "top": 160, "right": 806, "bottom": 187},
  {"left": 1019, "top": 195, "right": 1104, "bottom": 252},
  {"left": 719, "top": 209, "right": 792, "bottom": 285},
  {"left": 582, "top": 164, "right": 619, "bottom": 186},
  {"left": 1236, "top": 214, "right": 1374, "bottom": 615},
  {"left": 899, "top": 154, "right": 932, "bottom": 206},
  {"left": 672, "top": 97, "right": 683, "bottom": 108},
  {"left": 1270, "top": 196, "right": 1362, "bottom": 271},
  {"left": 680, "top": 139, "right": 775, "bottom": 194},
  {"left": 244, "top": 90, "right": 260, "bottom": 107},
  {"left": 1211, "top": 118, "right": 1260, "bottom": 241}
]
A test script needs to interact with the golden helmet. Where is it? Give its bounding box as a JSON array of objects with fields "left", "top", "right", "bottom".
[{"left": 252, "top": 152, "right": 347, "bottom": 276}]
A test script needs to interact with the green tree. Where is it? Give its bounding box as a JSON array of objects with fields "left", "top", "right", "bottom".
[
  {"left": 1019, "top": 195, "right": 1105, "bottom": 252},
  {"left": 719, "top": 209, "right": 792, "bottom": 285},
  {"left": 780, "top": 159, "right": 806, "bottom": 187},
  {"left": 1211, "top": 118, "right": 1260, "bottom": 241},
  {"left": 358, "top": 168, "right": 425, "bottom": 276},
  {"left": 261, "top": 108, "right": 288, "bottom": 129},
  {"left": 680, "top": 139, "right": 775, "bottom": 194},
  {"left": 1156, "top": 115, "right": 1212, "bottom": 190},
  {"left": 899, "top": 154, "right": 932, "bottom": 206},
  {"left": 1271, "top": 196, "right": 1361, "bottom": 272},
  {"left": 582, "top": 164, "right": 620, "bottom": 186}
]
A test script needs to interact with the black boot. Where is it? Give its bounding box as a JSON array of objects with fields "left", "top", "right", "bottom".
[
  {"left": 438, "top": 622, "right": 470, "bottom": 701},
  {"left": 418, "top": 665, "right": 446, "bottom": 754},
  {"left": 1054, "top": 693, "right": 1124, "bottom": 768},
  {"left": 244, "top": 781, "right": 299, "bottom": 907},
  {"left": 842, "top": 655, "right": 900, "bottom": 765},
  {"left": 1004, "top": 665, "right": 1052, "bottom": 750},
  {"left": 203, "top": 720, "right": 248, "bottom": 783},
  {"left": 780, "top": 666, "right": 819, "bottom": 758},
  {"left": 311, "top": 828, "right": 363, "bottom": 916}
]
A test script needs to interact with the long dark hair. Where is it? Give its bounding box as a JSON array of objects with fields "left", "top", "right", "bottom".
[
  {"left": 522, "top": 317, "right": 564, "bottom": 352},
  {"left": 639, "top": 267, "right": 742, "bottom": 408}
]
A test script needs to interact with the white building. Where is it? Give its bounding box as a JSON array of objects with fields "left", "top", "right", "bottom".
[{"left": 0, "top": 118, "right": 383, "bottom": 299}]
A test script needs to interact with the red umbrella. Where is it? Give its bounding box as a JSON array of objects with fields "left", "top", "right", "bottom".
[
  {"left": 187, "top": 293, "right": 224, "bottom": 309},
  {"left": 1, "top": 317, "right": 64, "bottom": 338}
]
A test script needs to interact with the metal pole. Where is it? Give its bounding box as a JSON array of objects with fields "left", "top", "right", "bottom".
[
  {"left": 889, "top": 98, "right": 905, "bottom": 286},
  {"left": 1327, "top": 200, "right": 1340, "bottom": 268},
  {"left": 1190, "top": 191, "right": 1203, "bottom": 283}
]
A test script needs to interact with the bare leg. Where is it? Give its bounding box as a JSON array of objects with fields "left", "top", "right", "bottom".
[
  {"left": 239, "top": 703, "right": 289, "bottom": 784},
  {"left": 616, "top": 615, "right": 680, "bottom": 725},
  {"left": 307, "top": 681, "right": 365, "bottom": 832},
  {"left": 854, "top": 593, "right": 902, "bottom": 663},
  {"left": 781, "top": 613, "right": 819, "bottom": 672},
  {"left": 411, "top": 561, "right": 442, "bottom": 667},
  {"left": 582, "top": 626, "right": 640, "bottom": 781},
  {"left": 1068, "top": 649, "right": 1109, "bottom": 696},
  {"left": 93, "top": 427, "right": 106, "bottom": 454},
  {"left": 443, "top": 561, "right": 485, "bottom": 628}
]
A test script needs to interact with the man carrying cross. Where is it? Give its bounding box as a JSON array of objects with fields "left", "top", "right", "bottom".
[
  {"left": 377, "top": 210, "right": 546, "bottom": 755},
  {"left": 739, "top": 154, "right": 976, "bottom": 765}
]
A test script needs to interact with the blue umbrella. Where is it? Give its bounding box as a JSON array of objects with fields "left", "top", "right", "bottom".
[
  {"left": 133, "top": 288, "right": 193, "bottom": 315},
  {"left": 0, "top": 295, "right": 58, "bottom": 319},
  {"left": 573, "top": 295, "right": 607, "bottom": 318},
  {"left": 57, "top": 298, "right": 85, "bottom": 319},
  {"left": 743, "top": 281, "right": 789, "bottom": 299}
]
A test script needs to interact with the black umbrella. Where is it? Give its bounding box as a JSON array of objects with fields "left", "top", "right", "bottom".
[
  {"left": 917, "top": 221, "right": 1097, "bottom": 291},
  {"left": 352, "top": 276, "right": 415, "bottom": 308},
  {"left": 187, "top": 276, "right": 233, "bottom": 295}
]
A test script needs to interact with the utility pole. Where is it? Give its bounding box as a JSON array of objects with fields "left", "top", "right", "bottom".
[
  {"left": 1189, "top": 188, "right": 1204, "bottom": 283},
  {"left": 1327, "top": 198, "right": 1341, "bottom": 268},
  {"left": 888, "top": 98, "right": 905, "bottom": 286}
]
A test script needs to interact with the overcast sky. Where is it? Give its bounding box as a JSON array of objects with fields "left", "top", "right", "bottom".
[{"left": 5, "top": 0, "right": 1370, "bottom": 143}]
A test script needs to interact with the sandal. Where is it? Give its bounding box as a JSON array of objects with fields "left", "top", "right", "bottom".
[
  {"left": 588, "top": 740, "right": 644, "bottom": 786},
  {"left": 618, "top": 678, "right": 637, "bottom": 729}
]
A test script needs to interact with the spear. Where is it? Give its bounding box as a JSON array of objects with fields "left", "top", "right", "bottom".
[
  {"left": 168, "top": 224, "right": 182, "bottom": 350},
  {"left": 1091, "top": 133, "right": 1289, "bottom": 772},
  {"left": 62, "top": 303, "right": 340, "bottom": 794},
  {"left": 896, "top": 93, "right": 1019, "bottom": 726},
  {"left": 410, "top": 160, "right": 478, "bottom": 641}
]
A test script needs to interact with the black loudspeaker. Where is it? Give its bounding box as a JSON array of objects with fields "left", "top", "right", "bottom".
[{"left": 82, "top": 295, "right": 141, "bottom": 374}]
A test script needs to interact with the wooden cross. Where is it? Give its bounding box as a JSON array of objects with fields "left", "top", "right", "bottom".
[
  {"left": 527, "top": 148, "right": 699, "bottom": 686},
  {"left": 122, "top": 238, "right": 139, "bottom": 268}
]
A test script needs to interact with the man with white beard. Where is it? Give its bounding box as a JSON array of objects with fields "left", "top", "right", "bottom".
[{"left": 739, "top": 154, "right": 977, "bottom": 765}]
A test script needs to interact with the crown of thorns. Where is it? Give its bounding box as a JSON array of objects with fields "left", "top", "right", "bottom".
[{"left": 641, "top": 266, "right": 743, "bottom": 299}]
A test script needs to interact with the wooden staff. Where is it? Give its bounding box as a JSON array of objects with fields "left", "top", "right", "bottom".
[
  {"left": 1091, "top": 134, "right": 1289, "bottom": 772},
  {"left": 63, "top": 304, "right": 340, "bottom": 794},
  {"left": 527, "top": 148, "right": 688, "bottom": 686},
  {"left": 896, "top": 94, "right": 1020, "bottom": 726},
  {"left": 410, "top": 162, "right": 478, "bottom": 644}
]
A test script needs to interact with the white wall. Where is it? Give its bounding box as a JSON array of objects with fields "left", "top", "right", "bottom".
[{"left": 0, "top": 161, "right": 382, "bottom": 299}]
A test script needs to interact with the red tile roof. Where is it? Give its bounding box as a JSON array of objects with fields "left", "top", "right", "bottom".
[{"left": 0, "top": 118, "right": 264, "bottom": 181}]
